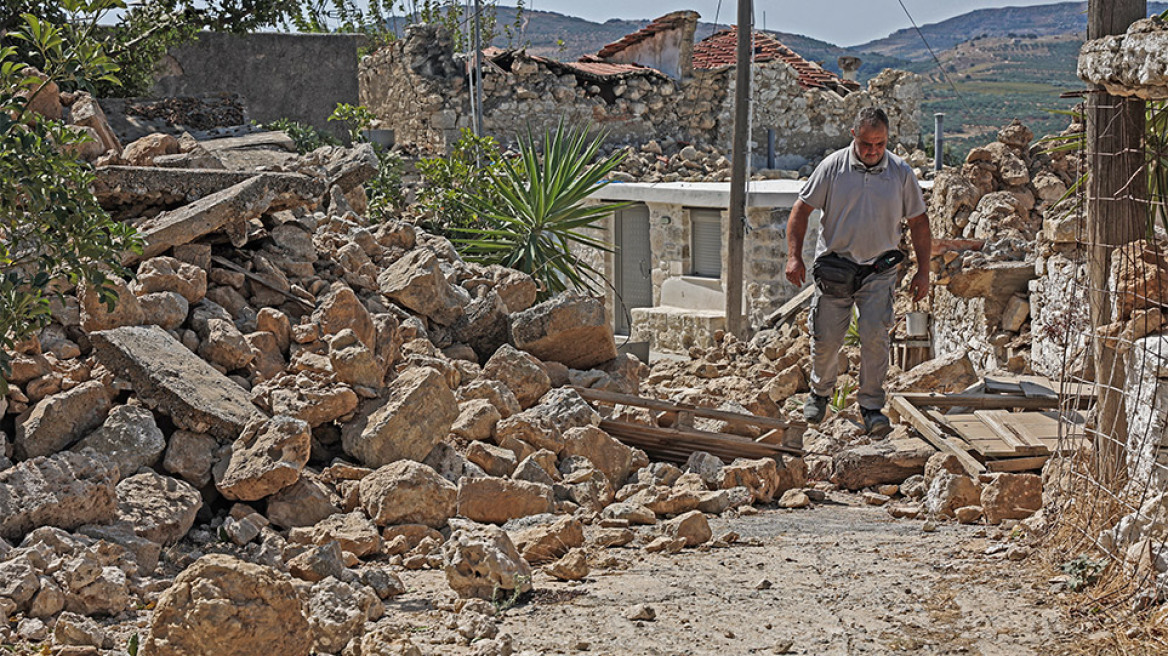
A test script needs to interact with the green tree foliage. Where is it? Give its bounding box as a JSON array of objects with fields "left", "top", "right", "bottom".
[
  {"left": 0, "top": 1, "right": 140, "bottom": 380},
  {"left": 416, "top": 128, "right": 506, "bottom": 237},
  {"left": 453, "top": 121, "right": 627, "bottom": 301}
]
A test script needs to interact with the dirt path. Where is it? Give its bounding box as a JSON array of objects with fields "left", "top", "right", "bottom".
[{"left": 403, "top": 493, "right": 1075, "bottom": 655}]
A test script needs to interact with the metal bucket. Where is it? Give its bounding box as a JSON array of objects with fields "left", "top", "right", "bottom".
[{"left": 906, "top": 311, "right": 930, "bottom": 338}]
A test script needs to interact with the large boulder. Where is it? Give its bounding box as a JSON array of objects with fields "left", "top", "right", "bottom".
[
  {"left": 560, "top": 426, "right": 636, "bottom": 488},
  {"left": 442, "top": 520, "right": 533, "bottom": 600},
  {"left": 73, "top": 405, "right": 166, "bottom": 481},
  {"left": 78, "top": 276, "right": 145, "bottom": 334},
  {"left": 0, "top": 450, "right": 118, "bottom": 540},
  {"left": 831, "top": 434, "right": 935, "bottom": 490},
  {"left": 342, "top": 367, "right": 458, "bottom": 468},
  {"left": 306, "top": 577, "right": 383, "bottom": 654},
  {"left": 266, "top": 475, "right": 342, "bottom": 529},
  {"left": 115, "top": 471, "right": 202, "bottom": 545},
  {"left": 457, "top": 477, "right": 554, "bottom": 524},
  {"left": 482, "top": 344, "right": 550, "bottom": 409},
  {"left": 925, "top": 471, "right": 981, "bottom": 518},
  {"left": 359, "top": 460, "right": 458, "bottom": 529},
  {"left": 313, "top": 283, "right": 376, "bottom": 351},
  {"left": 719, "top": 457, "right": 804, "bottom": 504},
  {"left": 509, "top": 516, "right": 584, "bottom": 564},
  {"left": 142, "top": 555, "right": 312, "bottom": 656},
  {"left": 450, "top": 291, "right": 511, "bottom": 361},
  {"left": 215, "top": 416, "right": 311, "bottom": 501},
  {"left": 15, "top": 381, "right": 112, "bottom": 460},
  {"left": 509, "top": 292, "right": 617, "bottom": 369},
  {"left": 291, "top": 511, "right": 382, "bottom": 558},
  {"left": 132, "top": 256, "right": 207, "bottom": 304},
  {"left": 891, "top": 351, "right": 979, "bottom": 394},
  {"left": 378, "top": 249, "right": 467, "bottom": 326}
]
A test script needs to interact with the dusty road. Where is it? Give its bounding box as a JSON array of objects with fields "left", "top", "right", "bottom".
[{"left": 402, "top": 493, "right": 1073, "bottom": 655}]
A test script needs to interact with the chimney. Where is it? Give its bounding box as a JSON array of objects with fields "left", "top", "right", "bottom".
[{"left": 837, "top": 56, "right": 862, "bottom": 82}]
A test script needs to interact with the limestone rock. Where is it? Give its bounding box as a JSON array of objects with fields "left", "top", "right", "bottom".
[
  {"left": 458, "top": 379, "right": 522, "bottom": 419},
  {"left": 0, "top": 450, "right": 118, "bottom": 540},
  {"left": 162, "top": 430, "right": 218, "bottom": 488},
  {"left": 116, "top": 471, "right": 201, "bottom": 545},
  {"left": 442, "top": 520, "right": 533, "bottom": 600},
  {"left": 482, "top": 344, "right": 550, "bottom": 409},
  {"left": 831, "top": 435, "right": 934, "bottom": 490},
  {"left": 143, "top": 554, "right": 312, "bottom": 656},
  {"left": 891, "top": 351, "right": 978, "bottom": 394},
  {"left": 342, "top": 367, "right": 458, "bottom": 468},
  {"left": 79, "top": 276, "right": 145, "bottom": 334},
  {"left": 306, "top": 577, "right": 383, "bottom": 654},
  {"left": 466, "top": 442, "right": 518, "bottom": 478},
  {"left": 266, "top": 475, "right": 342, "bottom": 529},
  {"left": 663, "top": 510, "right": 712, "bottom": 547},
  {"left": 313, "top": 284, "right": 376, "bottom": 351},
  {"left": 530, "top": 387, "right": 601, "bottom": 433},
  {"left": 545, "top": 548, "right": 589, "bottom": 581},
  {"left": 360, "top": 460, "right": 457, "bottom": 529},
  {"left": 132, "top": 256, "right": 207, "bottom": 304},
  {"left": 73, "top": 405, "right": 166, "bottom": 482},
  {"left": 926, "top": 471, "right": 982, "bottom": 518},
  {"left": 451, "top": 291, "right": 511, "bottom": 361},
  {"left": 509, "top": 292, "right": 617, "bottom": 369},
  {"left": 457, "top": 477, "right": 554, "bottom": 524},
  {"left": 190, "top": 300, "right": 255, "bottom": 371},
  {"left": 328, "top": 329, "right": 384, "bottom": 388},
  {"left": 510, "top": 516, "right": 584, "bottom": 564},
  {"left": 0, "top": 556, "right": 38, "bottom": 608},
  {"left": 981, "top": 473, "right": 1043, "bottom": 524},
  {"left": 719, "top": 457, "right": 802, "bottom": 503},
  {"left": 138, "top": 292, "right": 189, "bottom": 331},
  {"left": 70, "top": 92, "right": 121, "bottom": 154},
  {"left": 378, "top": 249, "right": 467, "bottom": 325},
  {"left": 778, "top": 489, "right": 811, "bottom": 509},
  {"left": 267, "top": 383, "right": 360, "bottom": 428},
  {"left": 91, "top": 325, "right": 265, "bottom": 440},
  {"left": 215, "top": 415, "right": 311, "bottom": 501},
  {"left": 287, "top": 541, "right": 345, "bottom": 583},
  {"left": 123, "top": 133, "right": 179, "bottom": 166},
  {"left": 451, "top": 399, "right": 502, "bottom": 441},
  {"left": 292, "top": 511, "right": 382, "bottom": 558},
  {"left": 561, "top": 425, "right": 635, "bottom": 488},
  {"left": 15, "top": 381, "right": 112, "bottom": 460}
]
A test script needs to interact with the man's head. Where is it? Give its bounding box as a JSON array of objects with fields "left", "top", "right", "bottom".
[{"left": 851, "top": 107, "right": 889, "bottom": 167}]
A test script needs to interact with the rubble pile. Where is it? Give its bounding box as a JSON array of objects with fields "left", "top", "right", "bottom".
[{"left": 1, "top": 103, "right": 817, "bottom": 655}]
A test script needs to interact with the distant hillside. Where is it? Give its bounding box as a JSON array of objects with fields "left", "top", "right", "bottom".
[{"left": 855, "top": 1, "right": 1168, "bottom": 61}]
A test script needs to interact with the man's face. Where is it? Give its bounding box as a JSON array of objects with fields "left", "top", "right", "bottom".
[{"left": 851, "top": 125, "right": 888, "bottom": 167}]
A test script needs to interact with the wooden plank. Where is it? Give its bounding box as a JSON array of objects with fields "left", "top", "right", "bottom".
[
  {"left": 931, "top": 411, "right": 1023, "bottom": 458},
  {"left": 889, "top": 396, "right": 986, "bottom": 477},
  {"left": 1019, "top": 380, "right": 1058, "bottom": 400},
  {"left": 999, "top": 411, "right": 1088, "bottom": 453},
  {"left": 599, "top": 420, "right": 802, "bottom": 458},
  {"left": 574, "top": 387, "right": 804, "bottom": 432},
  {"left": 763, "top": 284, "right": 815, "bottom": 326},
  {"left": 973, "top": 410, "right": 1049, "bottom": 456},
  {"left": 895, "top": 392, "right": 1064, "bottom": 410},
  {"left": 986, "top": 456, "right": 1050, "bottom": 473}
]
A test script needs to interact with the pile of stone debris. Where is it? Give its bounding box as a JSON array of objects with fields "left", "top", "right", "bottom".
[
  {"left": 1, "top": 95, "right": 813, "bottom": 656},
  {"left": 607, "top": 138, "right": 932, "bottom": 185}
]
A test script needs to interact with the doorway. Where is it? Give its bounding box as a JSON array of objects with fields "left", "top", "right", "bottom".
[{"left": 614, "top": 204, "right": 652, "bottom": 335}]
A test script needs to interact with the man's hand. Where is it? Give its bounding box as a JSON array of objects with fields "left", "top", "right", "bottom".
[
  {"left": 909, "top": 267, "right": 930, "bottom": 302},
  {"left": 786, "top": 255, "right": 806, "bottom": 286}
]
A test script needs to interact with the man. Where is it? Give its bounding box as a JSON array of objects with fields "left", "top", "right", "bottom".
[{"left": 784, "top": 107, "right": 932, "bottom": 436}]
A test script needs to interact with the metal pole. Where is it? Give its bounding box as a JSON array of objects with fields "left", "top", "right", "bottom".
[
  {"left": 767, "top": 128, "right": 775, "bottom": 170},
  {"left": 472, "top": 0, "right": 484, "bottom": 137},
  {"left": 933, "top": 113, "right": 943, "bottom": 172},
  {"left": 726, "top": 0, "right": 751, "bottom": 339}
]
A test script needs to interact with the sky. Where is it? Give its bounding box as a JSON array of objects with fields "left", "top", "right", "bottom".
[{"left": 520, "top": 0, "right": 1079, "bottom": 47}]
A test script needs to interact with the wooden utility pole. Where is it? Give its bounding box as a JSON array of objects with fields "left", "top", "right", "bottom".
[
  {"left": 725, "top": 0, "right": 751, "bottom": 338},
  {"left": 1087, "top": 0, "right": 1145, "bottom": 485}
]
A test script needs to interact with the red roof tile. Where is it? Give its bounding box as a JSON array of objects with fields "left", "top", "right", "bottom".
[
  {"left": 597, "top": 11, "right": 700, "bottom": 59},
  {"left": 692, "top": 27, "right": 861, "bottom": 93}
]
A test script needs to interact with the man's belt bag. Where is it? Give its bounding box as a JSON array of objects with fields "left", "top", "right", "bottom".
[{"left": 811, "top": 250, "right": 905, "bottom": 298}]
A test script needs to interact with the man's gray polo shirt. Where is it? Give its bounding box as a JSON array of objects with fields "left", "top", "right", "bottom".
[{"left": 798, "top": 144, "right": 926, "bottom": 265}]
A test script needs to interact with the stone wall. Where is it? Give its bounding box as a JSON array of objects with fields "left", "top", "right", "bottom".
[
  {"left": 1029, "top": 252, "right": 1091, "bottom": 378},
  {"left": 359, "top": 24, "right": 922, "bottom": 161},
  {"left": 152, "top": 32, "right": 363, "bottom": 140}
]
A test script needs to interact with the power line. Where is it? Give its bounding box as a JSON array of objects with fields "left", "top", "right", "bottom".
[{"left": 894, "top": 0, "right": 974, "bottom": 119}]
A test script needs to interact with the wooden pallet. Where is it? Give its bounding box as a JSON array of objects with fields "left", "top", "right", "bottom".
[{"left": 891, "top": 376, "right": 1090, "bottom": 475}]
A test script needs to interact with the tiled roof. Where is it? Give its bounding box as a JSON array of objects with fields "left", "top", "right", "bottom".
[
  {"left": 483, "top": 49, "right": 667, "bottom": 82},
  {"left": 692, "top": 27, "right": 861, "bottom": 93},
  {"left": 597, "top": 11, "right": 699, "bottom": 59}
]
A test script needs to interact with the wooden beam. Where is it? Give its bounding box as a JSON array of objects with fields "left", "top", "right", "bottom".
[
  {"left": 763, "top": 285, "right": 815, "bottom": 326},
  {"left": 986, "top": 456, "right": 1050, "bottom": 473},
  {"left": 573, "top": 386, "right": 804, "bottom": 432},
  {"left": 894, "top": 392, "right": 1063, "bottom": 410},
  {"left": 600, "top": 419, "right": 802, "bottom": 458},
  {"left": 889, "top": 396, "right": 986, "bottom": 477}
]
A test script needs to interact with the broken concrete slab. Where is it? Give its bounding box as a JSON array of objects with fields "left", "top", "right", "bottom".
[
  {"left": 122, "top": 173, "right": 323, "bottom": 264},
  {"left": 90, "top": 325, "right": 265, "bottom": 441},
  {"left": 831, "top": 433, "right": 936, "bottom": 490},
  {"left": 15, "top": 381, "right": 112, "bottom": 461},
  {"left": 93, "top": 167, "right": 319, "bottom": 210}
]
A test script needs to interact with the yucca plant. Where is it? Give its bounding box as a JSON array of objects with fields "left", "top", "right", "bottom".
[{"left": 454, "top": 120, "right": 629, "bottom": 301}]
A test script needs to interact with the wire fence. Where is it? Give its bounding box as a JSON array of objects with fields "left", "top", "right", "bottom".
[{"left": 1046, "top": 95, "right": 1168, "bottom": 636}]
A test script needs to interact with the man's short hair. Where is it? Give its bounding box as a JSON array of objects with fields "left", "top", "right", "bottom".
[{"left": 853, "top": 107, "right": 889, "bottom": 133}]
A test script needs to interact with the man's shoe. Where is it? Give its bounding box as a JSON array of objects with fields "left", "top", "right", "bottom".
[
  {"left": 861, "top": 407, "right": 893, "bottom": 437},
  {"left": 804, "top": 392, "right": 829, "bottom": 424}
]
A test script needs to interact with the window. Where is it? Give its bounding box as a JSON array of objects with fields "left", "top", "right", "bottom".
[{"left": 690, "top": 209, "right": 722, "bottom": 278}]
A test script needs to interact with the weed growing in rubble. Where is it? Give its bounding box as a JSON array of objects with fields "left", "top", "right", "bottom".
[
  {"left": 491, "top": 575, "right": 531, "bottom": 613},
  {"left": 830, "top": 380, "right": 857, "bottom": 413},
  {"left": 1061, "top": 554, "right": 1109, "bottom": 592},
  {"left": 260, "top": 117, "right": 341, "bottom": 154}
]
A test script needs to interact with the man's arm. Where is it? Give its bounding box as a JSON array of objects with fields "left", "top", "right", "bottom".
[
  {"left": 785, "top": 199, "right": 815, "bottom": 286},
  {"left": 906, "top": 212, "right": 932, "bottom": 302}
]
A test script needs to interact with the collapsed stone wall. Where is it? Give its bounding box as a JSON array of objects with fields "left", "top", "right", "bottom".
[{"left": 359, "top": 24, "right": 922, "bottom": 162}]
